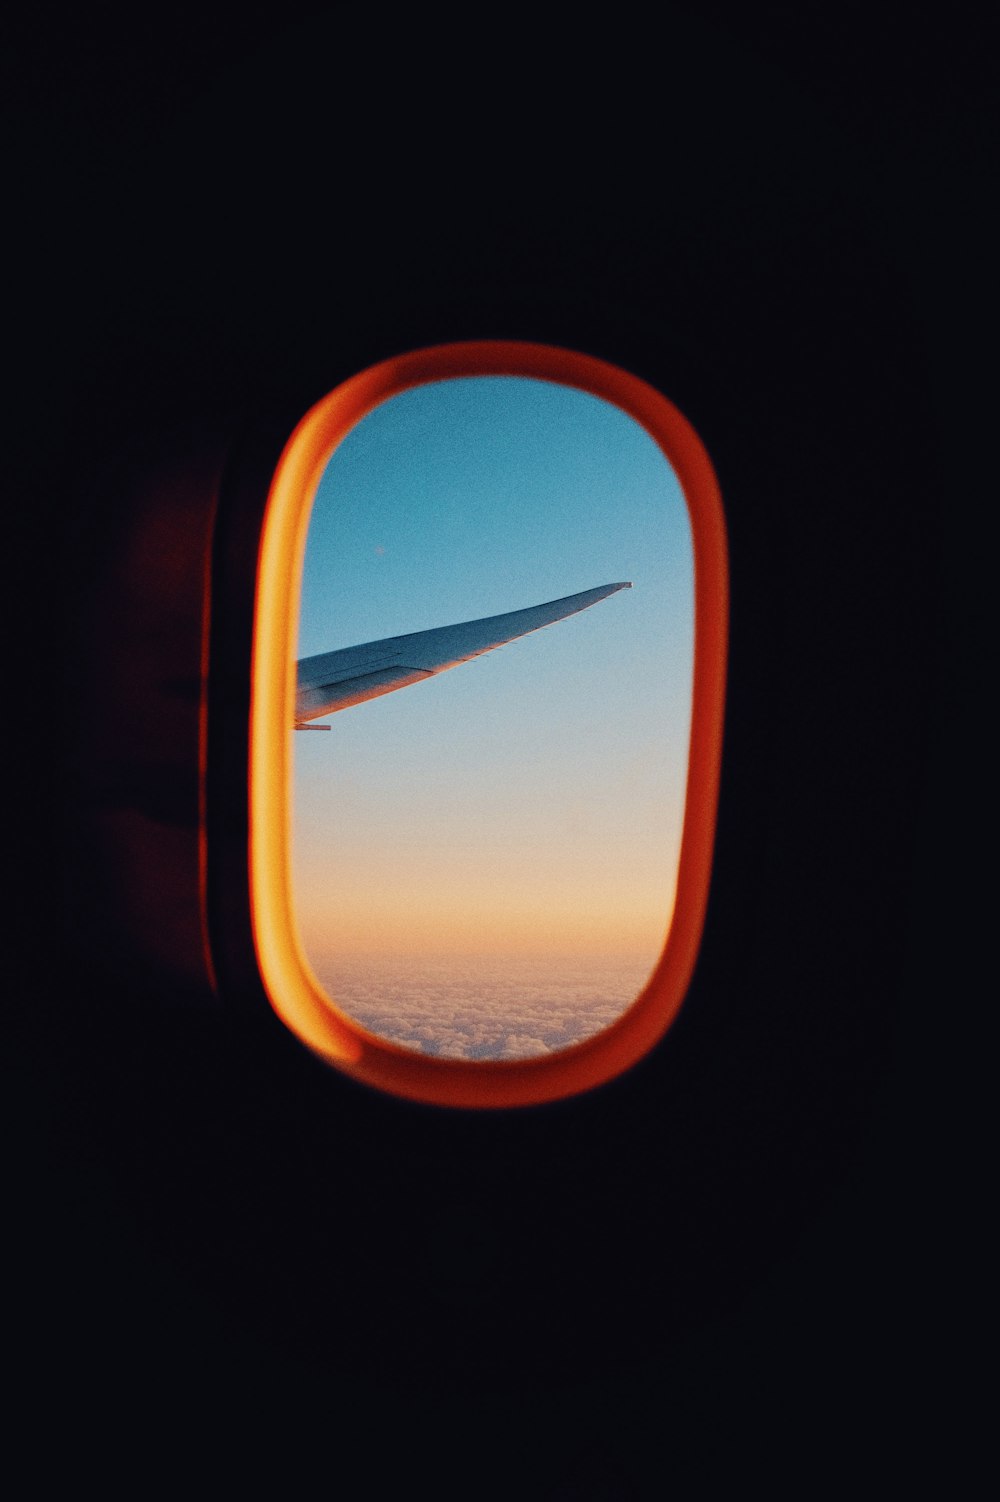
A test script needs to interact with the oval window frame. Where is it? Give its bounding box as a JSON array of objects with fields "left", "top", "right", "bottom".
[{"left": 250, "top": 341, "right": 727, "bottom": 1107}]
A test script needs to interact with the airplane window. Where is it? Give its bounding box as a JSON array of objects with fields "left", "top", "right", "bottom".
[
  {"left": 250, "top": 343, "right": 726, "bottom": 1107},
  {"left": 293, "top": 378, "right": 693, "bottom": 1062}
]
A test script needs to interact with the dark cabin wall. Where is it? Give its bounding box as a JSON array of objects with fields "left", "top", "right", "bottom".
[{"left": 10, "top": 6, "right": 989, "bottom": 1491}]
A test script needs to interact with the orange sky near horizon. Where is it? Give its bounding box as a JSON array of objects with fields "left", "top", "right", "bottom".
[{"left": 291, "top": 377, "right": 694, "bottom": 1003}]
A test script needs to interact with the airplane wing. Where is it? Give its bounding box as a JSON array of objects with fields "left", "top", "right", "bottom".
[{"left": 295, "top": 581, "right": 632, "bottom": 725}]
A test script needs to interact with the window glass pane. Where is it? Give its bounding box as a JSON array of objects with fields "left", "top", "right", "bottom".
[{"left": 292, "top": 376, "right": 694, "bottom": 1060}]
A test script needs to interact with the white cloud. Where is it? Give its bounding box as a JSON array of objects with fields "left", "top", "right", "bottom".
[{"left": 322, "top": 953, "right": 650, "bottom": 1060}]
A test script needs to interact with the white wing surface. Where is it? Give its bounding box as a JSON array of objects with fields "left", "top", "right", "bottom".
[{"left": 295, "top": 581, "right": 631, "bottom": 725}]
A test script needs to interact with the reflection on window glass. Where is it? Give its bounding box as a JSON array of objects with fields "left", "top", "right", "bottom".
[{"left": 292, "top": 377, "right": 694, "bottom": 1060}]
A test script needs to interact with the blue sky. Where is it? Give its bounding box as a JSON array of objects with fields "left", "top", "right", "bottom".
[{"left": 292, "top": 376, "right": 694, "bottom": 967}]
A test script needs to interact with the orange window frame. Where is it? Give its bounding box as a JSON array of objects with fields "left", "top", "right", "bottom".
[{"left": 250, "top": 341, "right": 727, "bottom": 1108}]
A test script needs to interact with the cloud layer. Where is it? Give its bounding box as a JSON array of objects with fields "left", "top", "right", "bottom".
[{"left": 314, "top": 953, "right": 657, "bottom": 1059}]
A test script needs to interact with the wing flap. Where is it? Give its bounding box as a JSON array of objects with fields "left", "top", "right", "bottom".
[{"left": 296, "top": 665, "right": 434, "bottom": 721}]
